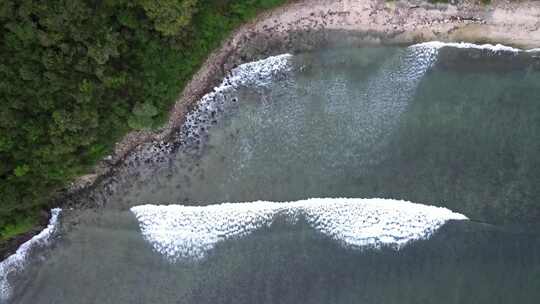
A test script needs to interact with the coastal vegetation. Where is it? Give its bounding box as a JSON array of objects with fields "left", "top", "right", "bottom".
[{"left": 0, "top": 0, "right": 286, "bottom": 240}]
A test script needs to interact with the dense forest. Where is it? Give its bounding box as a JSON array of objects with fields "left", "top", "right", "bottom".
[{"left": 0, "top": 0, "right": 286, "bottom": 240}]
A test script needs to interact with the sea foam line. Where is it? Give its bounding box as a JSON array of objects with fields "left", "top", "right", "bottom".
[
  {"left": 412, "top": 41, "right": 540, "bottom": 53},
  {"left": 131, "top": 198, "right": 467, "bottom": 262},
  {"left": 0, "top": 208, "right": 61, "bottom": 301}
]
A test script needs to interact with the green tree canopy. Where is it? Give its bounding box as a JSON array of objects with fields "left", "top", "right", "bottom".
[{"left": 0, "top": 0, "right": 286, "bottom": 240}]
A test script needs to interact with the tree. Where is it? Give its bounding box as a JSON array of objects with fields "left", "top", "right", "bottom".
[
  {"left": 0, "top": 0, "right": 287, "bottom": 240},
  {"left": 137, "top": 0, "right": 199, "bottom": 36}
]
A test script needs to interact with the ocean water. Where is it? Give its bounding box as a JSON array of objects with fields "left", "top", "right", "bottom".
[{"left": 2, "top": 43, "right": 540, "bottom": 303}]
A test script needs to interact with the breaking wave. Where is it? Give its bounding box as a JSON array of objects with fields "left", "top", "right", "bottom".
[
  {"left": 135, "top": 54, "right": 294, "bottom": 162},
  {"left": 131, "top": 199, "right": 467, "bottom": 262},
  {"left": 413, "top": 41, "right": 540, "bottom": 53},
  {"left": 0, "top": 208, "right": 61, "bottom": 301}
]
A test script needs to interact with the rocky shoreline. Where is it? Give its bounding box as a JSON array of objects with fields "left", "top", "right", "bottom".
[
  {"left": 2, "top": 0, "right": 540, "bottom": 260},
  {"left": 69, "top": 0, "right": 540, "bottom": 195}
]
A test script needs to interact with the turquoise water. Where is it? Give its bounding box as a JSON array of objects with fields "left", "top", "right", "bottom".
[{"left": 3, "top": 44, "right": 540, "bottom": 303}]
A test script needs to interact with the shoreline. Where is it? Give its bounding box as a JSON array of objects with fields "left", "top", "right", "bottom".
[
  {"left": 3, "top": 0, "right": 540, "bottom": 259},
  {"left": 69, "top": 0, "right": 540, "bottom": 192}
]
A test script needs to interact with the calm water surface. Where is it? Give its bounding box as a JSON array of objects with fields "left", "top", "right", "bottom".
[{"left": 6, "top": 45, "right": 540, "bottom": 303}]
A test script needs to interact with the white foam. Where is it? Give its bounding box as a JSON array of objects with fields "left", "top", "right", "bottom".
[
  {"left": 131, "top": 199, "right": 467, "bottom": 262},
  {"left": 185, "top": 54, "right": 292, "bottom": 126},
  {"left": 0, "top": 208, "right": 61, "bottom": 301},
  {"left": 228, "top": 53, "right": 293, "bottom": 87},
  {"left": 413, "top": 41, "right": 540, "bottom": 53},
  {"left": 132, "top": 54, "right": 294, "bottom": 164},
  {"left": 186, "top": 54, "right": 291, "bottom": 118}
]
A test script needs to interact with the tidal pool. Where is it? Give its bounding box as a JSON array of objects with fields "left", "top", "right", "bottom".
[{"left": 2, "top": 43, "right": 540, "bottom": 303}]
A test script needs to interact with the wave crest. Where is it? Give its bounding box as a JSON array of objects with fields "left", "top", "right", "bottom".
[
  {"left": 0, "top": 208, "right": 61, "bottom": 301},
  {"left": 131, "top": 199, "right": 467, "bottom": 262}
]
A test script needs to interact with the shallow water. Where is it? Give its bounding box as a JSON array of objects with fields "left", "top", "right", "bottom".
[{"left": 3, "top": 44, "right": 540, "bottom": 303}]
